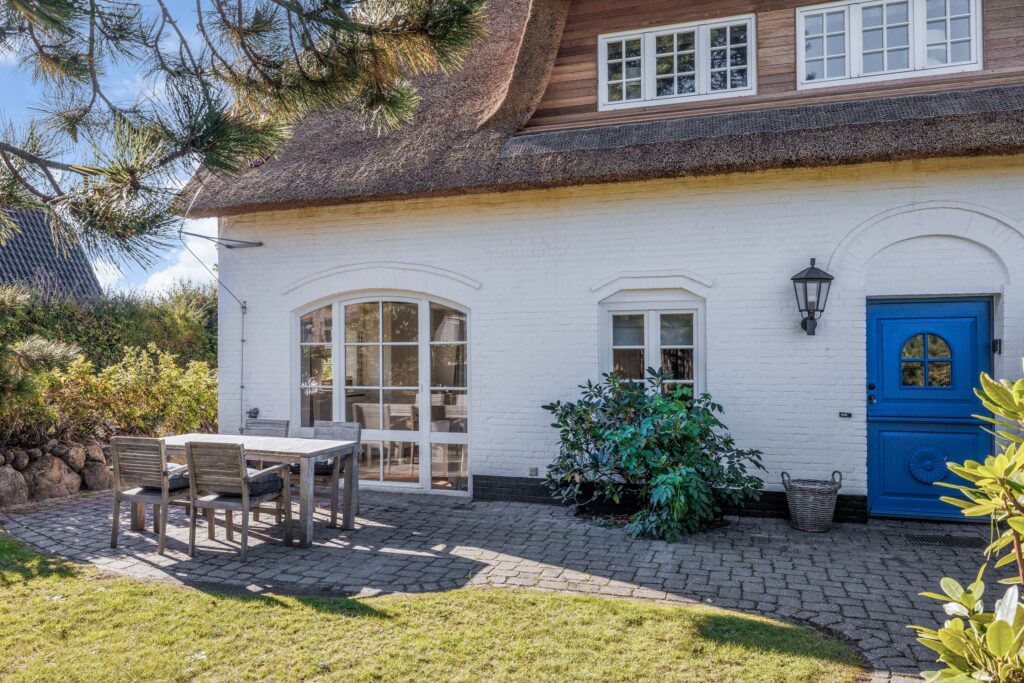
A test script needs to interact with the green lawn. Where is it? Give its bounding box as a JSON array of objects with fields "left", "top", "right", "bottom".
[{"left": 0, "top": 535, "right": 866, "bottom": 682}]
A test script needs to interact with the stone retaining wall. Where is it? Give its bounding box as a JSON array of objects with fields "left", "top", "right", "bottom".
[{"left": 0, "top": 441, "right": 112, "bottom": 507}]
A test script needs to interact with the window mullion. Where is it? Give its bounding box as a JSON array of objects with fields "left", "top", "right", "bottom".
[
  {"left": 851, "top": 5, "right": 863, "bottom": 77},
  {"left": 643, "top": 32, "right": 655, "bottom": 101},
  {"left": 697, "top": 24, "right": 709, "bottom": 95}
]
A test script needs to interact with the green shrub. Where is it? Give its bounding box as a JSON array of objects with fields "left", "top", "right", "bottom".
[
  {"left": 16, "top": 281, "right": 217, "bottom": 369},
  {"left": 2, "top": 344, "right": 217, "bottom": 446},
  {"left": 911, "top": 373, "right": 1024, "bottom": 681},
  {"left": 543, "top": 370, "right": 764, "bottom": 541}
]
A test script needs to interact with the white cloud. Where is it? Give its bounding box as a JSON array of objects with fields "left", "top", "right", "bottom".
[
  {"left": 139, "top": 218, "right": 219, "bottom": 295},
  {"left": 90, "top": 258, "right": 123, "bottom": 291}
]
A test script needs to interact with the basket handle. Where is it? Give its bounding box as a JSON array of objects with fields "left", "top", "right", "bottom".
[
  {"left": 831, "top": 471, "right": 843, "bottom": 487},
  {"left": 782, "top": 472, "right": 791, "bottom": 489}
]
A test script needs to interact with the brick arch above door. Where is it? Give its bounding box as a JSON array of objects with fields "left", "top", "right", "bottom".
[{"left": 826, "top": 201, "right": 1024, "bottom": 286}]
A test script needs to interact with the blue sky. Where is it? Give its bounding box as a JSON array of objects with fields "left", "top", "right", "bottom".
[{"left": 0, "top": 5, "right": 217, "bottom": 294}]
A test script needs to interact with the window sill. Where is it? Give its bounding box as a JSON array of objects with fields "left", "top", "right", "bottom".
[{"left": 797, "top": 61, "right": 982, "bottom": 91}]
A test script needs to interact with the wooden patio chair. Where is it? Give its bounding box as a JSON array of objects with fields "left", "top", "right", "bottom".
[
  {"left": 286, "top": 420, "right": 361, "bottom": 527},
  {"left": 242, "top": 417, "right": 290, "bottom": 437},
  {"left": 110, "top": 436, "right": 190, "bottom": 555},
  {"left": 185, "top": 441, "right": 292, "bottom": 562},
  {"left": 243, "top": 417, "right": 289, "bottom": 521}
]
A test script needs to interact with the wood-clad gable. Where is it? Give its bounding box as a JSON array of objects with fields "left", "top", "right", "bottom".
[{"left": 523, "top": 0, "right": 1024, "bottom": 132}]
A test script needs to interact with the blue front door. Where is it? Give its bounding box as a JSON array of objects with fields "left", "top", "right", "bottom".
[{"left": 866, "top": 299, "right": 992, "bottom": 519}]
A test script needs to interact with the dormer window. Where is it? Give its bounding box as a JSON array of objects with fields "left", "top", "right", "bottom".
[
  {"left": 598, "top": 15, "right": 757, "bottom": 111},
  {"left": 796, "top": 0, "right": 981, "bottom": 89}
]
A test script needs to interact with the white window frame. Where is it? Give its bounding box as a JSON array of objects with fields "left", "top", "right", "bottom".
[
  {"left": 598, "top": 14, "right": 758, "bottom": 112},
  {"left": 291, "top": 294, "right": 470, "bottom": 495},
  {"left": 796, "top": 0, "right": 982, "bottom": 90},
  {"left": 600, "top": 300, "right": 706, "bottom": 395}
]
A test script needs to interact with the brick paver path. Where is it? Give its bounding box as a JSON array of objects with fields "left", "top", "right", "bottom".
[{"left": 0, "top": 491, "right": 995, "bottom": 681}]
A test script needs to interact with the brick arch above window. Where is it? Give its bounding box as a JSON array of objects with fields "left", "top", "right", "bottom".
[{"left": 281, "top": 261, "right": 482, "bottom": 312}]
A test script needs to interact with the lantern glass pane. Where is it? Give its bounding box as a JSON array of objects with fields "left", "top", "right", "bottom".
[
  {"left": 817, "top": 279, "right": 832, "bottom": 312},
  {"left": 793, "top": 281, "right": 808, "bottom": 312}
]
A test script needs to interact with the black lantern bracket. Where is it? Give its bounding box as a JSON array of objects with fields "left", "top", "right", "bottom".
[{"left": 791, "top": 258, "right": 835, "bottom": 336}]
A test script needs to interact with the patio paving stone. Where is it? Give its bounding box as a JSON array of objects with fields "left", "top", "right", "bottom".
[{"left": 0, "top": 489, "right": 1005, "bottom": 682}]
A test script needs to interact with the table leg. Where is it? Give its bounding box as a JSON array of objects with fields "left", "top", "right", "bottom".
[
  {"left": 130, "top": 502, "right": 145, "bottom": 531},
  {"left": 299, "top": 458, "right": 314, "bottom": 547},
  {"left": 342, "top": 450, "right": 356, "bottom": 531}
]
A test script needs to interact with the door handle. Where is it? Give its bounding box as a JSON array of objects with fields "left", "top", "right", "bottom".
[
  {"left": 867, "top": 394, "right": 877, "bottom": 404},
  {"left": 867, "top": 383, "right": 876, "bottom": 390}
]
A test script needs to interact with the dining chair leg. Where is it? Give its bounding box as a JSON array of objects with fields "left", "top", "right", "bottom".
[
  {"left": 152, "top": 504, "right": 160, "bottom": 535},
  {"left": 240, "top": 508, "right": 250, "bottom": 562},
  {"left": 225, "top": 511, "right": 234, "bottom": 542},
  {"left": 158, "top": 501, "right": 169, "bottom": 555},
  {"left": 110, "top": 494, "right": 120, "bottom": 548},
  {"left": 205, "top": 508, "right": 215, "bottom": 540},
  {"left": 329, "top": 457, "right": 341, "bottom": 528},
  {"left": 283, "top": 483, "right": 293, "bottom": 546},
  {"left": 188, "top": 505, "right": 197, "bottom": 557}
]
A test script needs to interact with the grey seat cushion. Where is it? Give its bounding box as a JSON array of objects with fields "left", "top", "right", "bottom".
[
  {"left": 203, "top": 468, "right": 283, "bottom": 497},
  {"left": 246, "top": 469, "right": 284, "bottom": 497},
  {"left": 289, "top": 460, "right": 337, "bottom": 477},
  {"left": 143, "top": 463, "right": 189, "bottom": 492}
]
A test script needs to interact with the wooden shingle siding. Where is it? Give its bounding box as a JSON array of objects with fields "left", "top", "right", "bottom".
[{"left": 524, "top": 0, "right": 1024, "bottom": 132}]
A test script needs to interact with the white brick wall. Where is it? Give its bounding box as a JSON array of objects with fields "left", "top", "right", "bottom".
[{"left": 215, "top": 155, "right": 1024, "bottom": 496}]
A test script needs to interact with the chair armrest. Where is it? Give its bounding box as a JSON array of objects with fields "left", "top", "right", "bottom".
[{"left": 250, "top": 463, "right": 290, "bottom": 479}]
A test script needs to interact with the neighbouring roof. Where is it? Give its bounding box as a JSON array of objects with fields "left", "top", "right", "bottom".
[
  {"left": 186, "top": 0, "right": 1024, "bottom": 218},
  {"left": 0, "top": 208, "right": 103, "bottom": 299}
]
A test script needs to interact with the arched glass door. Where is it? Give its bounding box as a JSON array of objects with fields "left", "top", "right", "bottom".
[{"left": 317, "top": 297, "right": 468, "bottom": 491}]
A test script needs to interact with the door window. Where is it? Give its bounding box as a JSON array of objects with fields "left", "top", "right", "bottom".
[{"left": 900, "top": 333, "right": 952, "bottom": 387}]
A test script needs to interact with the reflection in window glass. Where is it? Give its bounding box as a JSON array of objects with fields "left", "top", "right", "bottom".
[
  {"left": 431, "top": 303, "right": 467, "bottom": 342},
  {"left": 431, "top": 390, "right": 467, "bottom": 433},
  {"left": 431, "top": 444, "right": 469, "bottom": 491},
  {"left": 383, "top": 442, "right": 419, "bottom": 483},
  {"left": 862, "top": 1, "right": 910, "bottom": 74},
  {"left": 900, "top": 332, "right": 952, "bottom": 387},
  {"left": 345, "top": 302, "right": 378, "bottom": 343},
  {"left": 431, "top": 344, "right": 467, "bottom": 388},
  {"left": 300, "top": 305, "right": 333, "bottom": 427},
  {"left": 612, "top": 314, "right": 645, "bottom": 378},
  {"left": 359, "top": 441, "right": 382, "bottom": 480}
]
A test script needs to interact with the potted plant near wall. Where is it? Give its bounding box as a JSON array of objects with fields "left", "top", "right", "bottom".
[{"left": 542, "top": 370, "right": 764, "bottom": 541}]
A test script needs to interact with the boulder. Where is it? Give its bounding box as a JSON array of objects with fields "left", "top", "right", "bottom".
[
  {"left": 10, "top": 450, "right": 29, "bottom": 471},
  {"left": 80, "top": 461, "right": 113, "bottom": 491},
  {"left": 0, "top": 465, "right": 28, "bottom": 507},
  {"left": 45, "top": 439, "right": 59, "bottom": 453},
  {"left": 102, "top": 444, "right": 112, "bottom": 464},
  {"left": 85, "top": 443, "right": 105, "bottom": 464},
  {"left": 50, "top": 443, "right": 69, "bottom": 458},
  {"left": 62, "top": 445, "right": 87, "bottom": 472},
  {"left": 22, "top": 454, "right": 81, "bottom": 501},
  {"left": 26, "top": 448, "right": 42, "bottom": 461},
  {"left": 0, "top": 452, "right": 5, "bottom": 467}
]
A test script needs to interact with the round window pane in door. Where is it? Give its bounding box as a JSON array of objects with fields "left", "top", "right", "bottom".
[{"left": 900, "top": 333, "right": 953, "bottom": 387}]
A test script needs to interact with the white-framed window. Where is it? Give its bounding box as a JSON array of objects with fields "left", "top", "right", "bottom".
[
  {"left": 796, "top": 0, "right": 981, "bottom": 89},
  {"left": 598, "top": 15, "right": 757, "bottom": 111},
  {"left": 605, "top": 307, "right": 702, "bottom": 394},
  {"left": 294, "top": 296, "right": 469, "bottom": 493}
]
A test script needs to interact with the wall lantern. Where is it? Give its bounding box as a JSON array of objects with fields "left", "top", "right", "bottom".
[{"left": 791, "top": 258, "right": 834, "bottom": 336}]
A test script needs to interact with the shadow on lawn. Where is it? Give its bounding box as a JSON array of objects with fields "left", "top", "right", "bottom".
[
  {"left": 693, "top": 610, "right": 865, "bottom": 668},
  {"left": 0, "top": 534, "right": 76, "bottom": 586}
]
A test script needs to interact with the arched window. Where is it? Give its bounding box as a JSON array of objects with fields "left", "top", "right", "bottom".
[
  {"left": 900, "top": 333, "right": 952, "bottom": 387},
  {"left": 297, "top": 296, "right": 469, "bottom": 492}
]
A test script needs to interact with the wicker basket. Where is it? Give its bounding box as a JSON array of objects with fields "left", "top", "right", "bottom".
[{"left": 782, "top": 471, "right": 842, "bottom": 532}]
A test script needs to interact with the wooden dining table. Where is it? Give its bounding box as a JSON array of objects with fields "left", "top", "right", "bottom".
[{"left": 162, "top": 433, "right": 359, "bottom": 548}]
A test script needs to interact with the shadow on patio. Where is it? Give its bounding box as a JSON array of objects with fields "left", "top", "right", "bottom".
[{"left": 0, "top": 488, "right": 996, "bottom": 674}]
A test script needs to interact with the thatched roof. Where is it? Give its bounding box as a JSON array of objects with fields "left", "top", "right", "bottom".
[{"left": 186, "top": 0, "right": 1024, "bottom": 218}]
